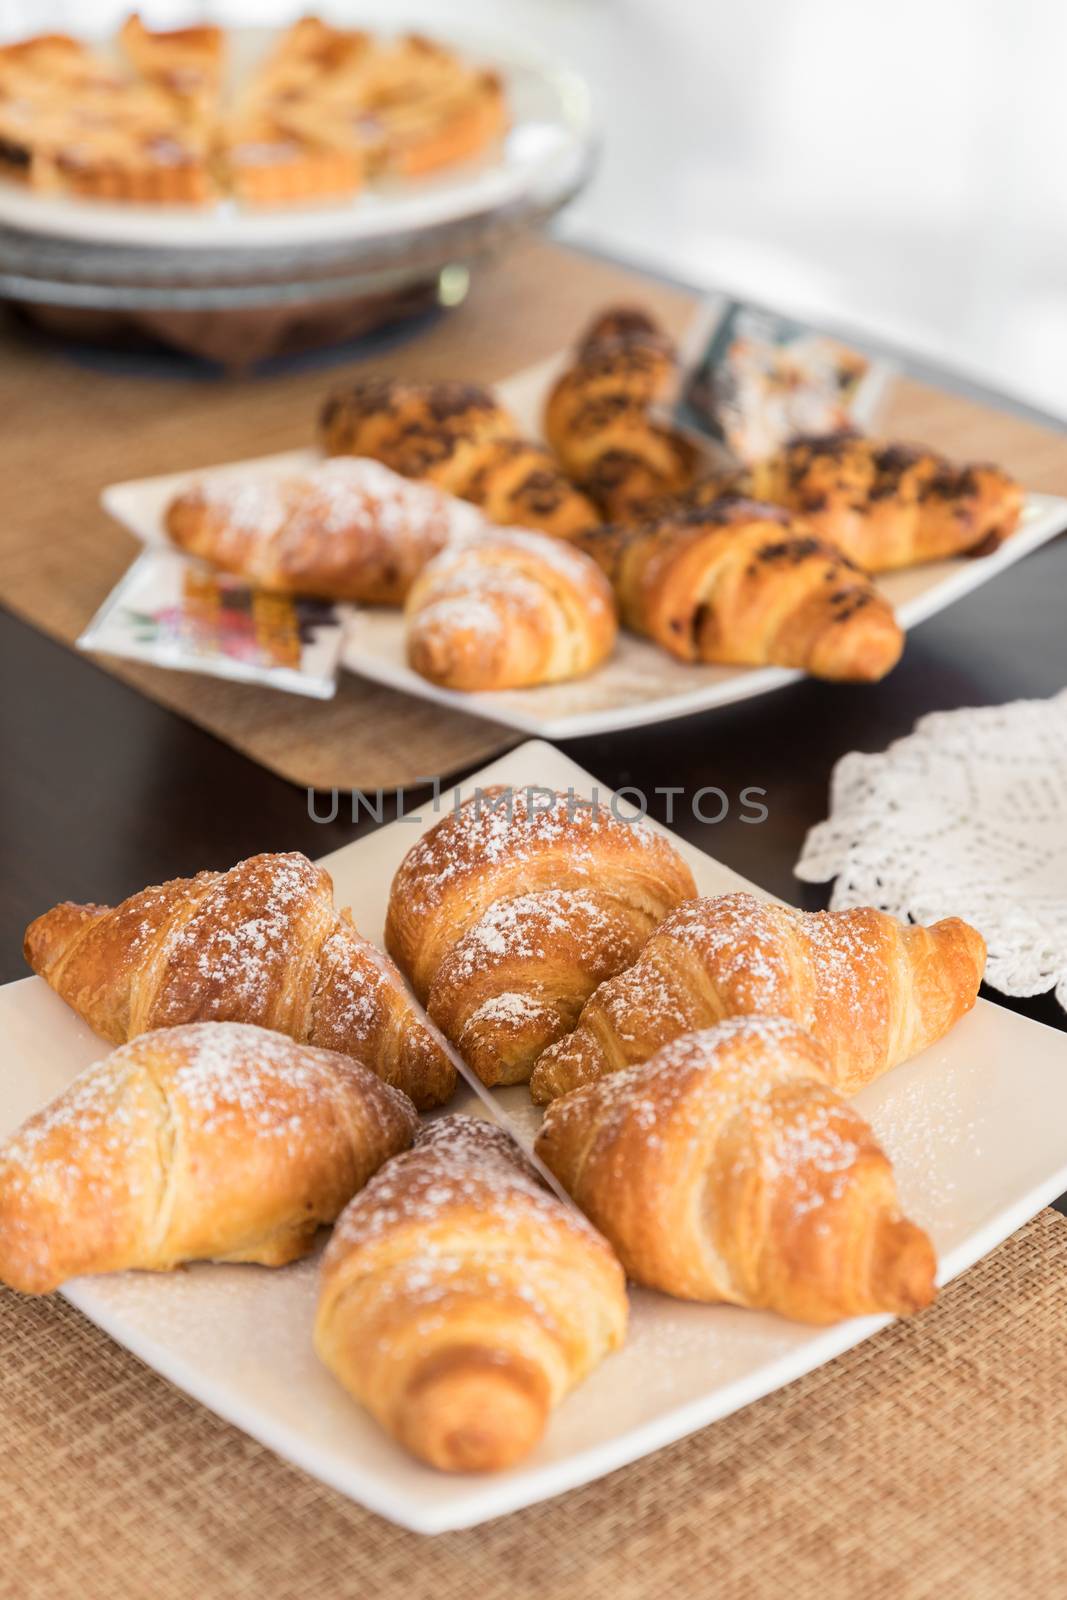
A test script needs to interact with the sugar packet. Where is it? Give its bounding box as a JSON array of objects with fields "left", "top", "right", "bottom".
[
  {"left": 78, "top": 548, "right": 349, "bottom": 699},
  {"left": 674, "top": 296, "right": 894, "bottom": 465}
]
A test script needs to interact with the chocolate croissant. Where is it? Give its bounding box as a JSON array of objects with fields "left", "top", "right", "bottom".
[
  {"left": 535, "top": 1017, "right": 937, "bottom": 1324},
  {"left": 165, "top": 457, "right": 487, "bottom": 604},
  {"left": 576, "top": 495, "right": 904, "bottom": 682},
  {"left": 320, "top": 377, "right": 599, "bottom": 538},
  {"left": 385, "top": 787, "right": 696, "bottom": 1084},
  {"left": 24, "top": 851, "right": 455, "bottom": 1109},
  {"left": 404, "top": 527, "right": 618, "bottom": 691},
  {"left": 695, "top": 432, "right": 1024, "bottom": 572},
  {"left": 530, "top": 891, "right": 986, "bottom": 1103},
  {"left": 544, "top": 306, "right": 700, "bottom": 518},
  {"left": 0, "top": 1021, "right": 418, "bottom": 1294},
  {"left": 315, "top": 1114, "right": 628, "bottom": 1472}
]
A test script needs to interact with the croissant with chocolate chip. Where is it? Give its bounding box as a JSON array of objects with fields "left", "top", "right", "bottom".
[
  {"left": 543, "top": 306, "right": 701, "bottom": 518},
  {"left": 576, "top": 495, "right": 904, "bottom": 682},
  {"left": 693, "top": 432, "right": 1024, "bottom": 572},
  {"left": 320, "top": 377, "right": 599, "bottom": 538}
]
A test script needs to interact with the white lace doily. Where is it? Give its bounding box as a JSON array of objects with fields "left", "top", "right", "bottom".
[{"left": 796, "top": 690, "right": 1067, "bottom": 1012}]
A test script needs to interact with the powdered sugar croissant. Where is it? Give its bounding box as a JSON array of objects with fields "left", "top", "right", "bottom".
[
  {"left": 535, "top": 1017, "right": 937, "bottom": 1324},
  {"left": 165, "top": 457, "right": 487, "bottom": 604},
  {"left": 385, "top": 787, "right": 696, "bottom": 1085},
  {"left": 530, "top": 891, "right": 985, "bottom": 1103},
  {"left": 404, "top": 528, "right": 618, "bottom": 691},
  {"left": 24, "top": 851, "right": 455, "bottom": 1109},
  {"left": 315, "top": 1114, "right": 627, "bottom": 1472},
  {"left": 0, "top": 1021, "right": 418, "bottom": 1295}
]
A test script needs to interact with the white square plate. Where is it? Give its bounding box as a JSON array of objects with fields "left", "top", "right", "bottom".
[
  {"left": 101, "top": 358, "right": 1067, "bottom": 738},
  {"left": 4, "top": 742, "right": 1067, "bottom": 1533}
]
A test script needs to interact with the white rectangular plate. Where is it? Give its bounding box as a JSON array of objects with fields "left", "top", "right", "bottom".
[
  {"left": 102, "top": 358, "right": 1067, "bottom": 738},
  {"left": 4, "top": 742, "right": 1067, "bottom": 1533}
]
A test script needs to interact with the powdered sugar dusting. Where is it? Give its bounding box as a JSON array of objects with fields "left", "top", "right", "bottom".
[
  {"left": 542, "top": 1017, "right": 874, "bottom": 1226},
  {"left": 393, "top": 786, "right": 678, "bottom": 929},
  {"left": 154, "top": 852, "right": 326, "bottom": 1023},
  {"left": 1, "top": 1021, "right": 410, "bottom": 1172},
  {"left": 440, "top": 888, "right": 634, "bottom": 990},
  {"left": 169, "top": 457, "right": 487, "bottom": 595},
  {"left": 326, "top": 1113, "right": 607, "bottom": 1266}
]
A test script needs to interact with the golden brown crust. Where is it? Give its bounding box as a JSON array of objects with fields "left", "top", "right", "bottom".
[
  {"left": 576, "top": 496, "right": 904, "bottom": 682},
  {"left": 314, "top": 1114, "right": 627, "bottom": 1472},
  {"left": 427, "top": 888, "right": 655, "bottom": 1085},
  {"left": 320, "top": 377, "right": 599, "bottom": 539},
  {"left": 0, "top": 1020, "right": 418, "bottom": 1295},
  {"left": 164, "top": 458, "right": 486, "bottom": 604},
  {"left": 695, "top": 432, "right": 1025, "bottom": 572},
  {"left": 23, "top": 852, "right": 455, "bottom": 1110},
  {"left": 386, "top": 786, "right": 698, "bottom": 1006},
  {"left": 404, "top": 528, "right": 618, "bottom": 691},
  {"left": 535, "top": 1017, "right": 937, "bottom": 1323},
  {"left": 530, "top": 890, "right": 986, "bottom": 1103},
  {"left": 544, "top": 306, "right": 701, "bottom": 517}
]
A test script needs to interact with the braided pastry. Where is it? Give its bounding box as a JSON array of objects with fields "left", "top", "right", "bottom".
[
  {"left": 404, "top": 528, "right": 618, "bottom": 691},
  {"left": 530, "top": 890, "right": 985, "bottom": 1103},
  {"left": 315, "top": 1115, "right": 628, "bottom": 1472},
  {"left": 0, "top": 1021, "right": 418, "bottom": 1295},
  {"left": 165, "top": 457, "right": 486, "bottom": 604},
  {"left": 535, "top": 1017, "right": 937, "bottom": 1324},
  {"left": 320, "top": 378, "right": 598, "bottom": 538},
  {"left": 24, "top": 851, "right": 455, "bottom": 1110},
  {"left": 385, "top": 787, "right": 696, "bottom": 1084},
  {"left": 693, "top": 432, "right": 1024, "bottom": 572},
  {"left": 544, "top": 306, "right": 701, "bottom": 517},
  {"left": 576, "top": 495, "right": 904, "bottom": 682}
]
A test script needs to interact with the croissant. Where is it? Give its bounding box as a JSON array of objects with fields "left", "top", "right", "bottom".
[
  {"left": 694, "top": 432, "right": 1024, "bottom": 572},
  {"left": 530, "top": 890, "right": 986, "bottom": 1103},
  {"left": 319, "top": 378, "right": 599, "bottom": 538},
  {"left": 404, "top": 528, "right": 618, "bottom": 691},
  {"left": 544, "top": 306, "right": 700, "bottom": 518},
  {"left": 385, "top": 786, "right": 696, "bottom": 1084},
  {"left": 314, "top": 1114, "right": 627, "bottom": 1471},
  {"left": 576, "top": 495, "right": 904, "bottom": 682},
  {"left": 165, "top": 457, "right": 486, "bottom": 604},
  {"left": 535, "top": 1017, "right": 937, "bottom": 1324},
  {"left": 0, "top": 1020, "right": 418, "bottom": 1295},
  {"left": 24, "top": 851, "right": 455, "bottom": 1110}
]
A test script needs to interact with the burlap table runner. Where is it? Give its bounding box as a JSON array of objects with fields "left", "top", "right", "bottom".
[
  {"left": 3, "top": 1207, "right": 1064, "bottom": 1597},
  {"left": 4, "top": 236, "right": 1067, "bottom": 791}
]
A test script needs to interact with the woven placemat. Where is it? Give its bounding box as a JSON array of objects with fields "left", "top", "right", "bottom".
[
  {"left": 3, "top": 235, "right": 1067, "bottom": 791},
  {"left": 3, "top": 1208, "right": 1065, "bottom": 1600}
]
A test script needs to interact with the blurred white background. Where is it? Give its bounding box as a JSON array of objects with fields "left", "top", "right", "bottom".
[{"left": 3, "top": 0, "right": 1065, "bottom": 416}]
